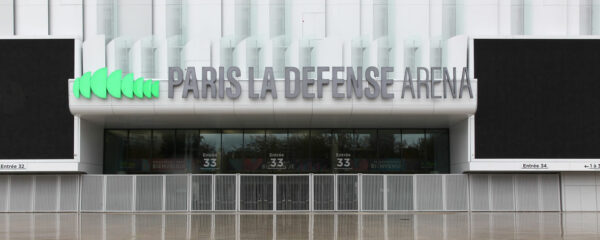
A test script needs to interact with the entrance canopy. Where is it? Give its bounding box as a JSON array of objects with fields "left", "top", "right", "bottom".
[{"left": 69, "top": 79, "right": 477, "bottom": 129}]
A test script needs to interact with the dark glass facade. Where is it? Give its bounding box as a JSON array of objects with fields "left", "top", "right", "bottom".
[{"left": 104, "top": 129, "right": 449, "bottom": 174}]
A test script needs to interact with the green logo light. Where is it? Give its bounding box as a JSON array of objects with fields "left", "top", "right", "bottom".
[{"left": 73, "top": 68, "right": 159, "bottom": 99}]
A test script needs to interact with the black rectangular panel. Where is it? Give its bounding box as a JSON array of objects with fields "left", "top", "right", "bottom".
[
  {"left": 0, "top": 39, "right": 74, "bottom": 159},
  {"left": 475, "top": 39, "right": 600, "bottom": 158}
]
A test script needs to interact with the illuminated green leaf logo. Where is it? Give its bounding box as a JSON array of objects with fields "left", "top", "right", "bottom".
[{"left": 73, "top": 68, "right": 159, "bottom": 99}]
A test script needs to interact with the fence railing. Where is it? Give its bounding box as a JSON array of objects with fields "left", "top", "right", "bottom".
[
  {"left": 79, "top": 174, "right": 470, "bottom": 212},
  {"left": 0, "top": 173, "right": 561, "bottom": 212},
  {"left": 0, "top": 175, "right": 79, "bottom": 212}
]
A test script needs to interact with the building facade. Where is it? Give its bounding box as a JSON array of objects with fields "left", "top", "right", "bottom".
[{"left": 1, "top": 0, "right": 600, "bottom": 212}]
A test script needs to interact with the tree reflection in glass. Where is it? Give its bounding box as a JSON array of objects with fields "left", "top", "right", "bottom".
[
  {"left": 243, "top": 130, "right": 266, "bottom": 172},
  {"left": 307, "top": 130, "right": 332, "bottom": 173},
  {"left": 402, "top": 130, "right": 427, "bottom": 173},
  {"left": 377, "top": 130, "right": 403, "bottom": 172},
  {"left": 222, "top": 130, "right": 243, "bottom": 172}
]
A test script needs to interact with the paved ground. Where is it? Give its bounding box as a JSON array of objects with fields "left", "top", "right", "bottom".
[{"left": 0, "top": 212, "right": 598, "bottom": 239}]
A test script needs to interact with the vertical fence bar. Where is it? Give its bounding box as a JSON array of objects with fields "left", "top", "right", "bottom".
[
  {"left": 512, "top": 174, "right": 517, "bottom": 211},
  {"left": 187, "top": 174, "right": 192, "bottom": 212},
  {"left": 102, "top": 175, "right": 106, "bottom": 212},
  {"left": 383, "top": 175, "right": 387, "bottom": 211},
  {"left": 273, "top": 175, "right": 277, "bottom": 211},
  {"left": 132, "top": 175, "right": 137, "bottom": 212},
  {"left": 334, "top": 174, "right": 338, "bottom": 211},
  {"left": 309, "top": 174, "right": 314, "bottom": 211},
  {"left": 469, "top": 174, "right": 475, "bottom": 211},
  {"left": 358, "top": 174, "right": 362, "bottom": 212},
  {"left": 77, "top": 175, "right": 81, "bottom": 212},
  {"left": 31, "top": 176, "right": 36, "bottom": 213},
  {"left": 236, "top": 174, "right": 240, "bottom": 211},
  {"left": 162, "top": 175, "right": 167, "bottom": 211},
  {"left": 77, "top": 175, "right": 81, "bottom": 213},
  {"left": 466, "top": 173, "right": 471, "bottom": 211},
  {"left": 212, "top": 174, "right": 216, "bottom": 211},
  {"left": 6, "top": 176, "right": 10, "bottom": 212},
  {"left": 74, "top": 175, "right": 83, "bottom": 212},
  {"left": 412, "top": 175, "right": 417, "bottom": 211},
  {"left": 442, "top": 175, "right": 447, "bottom": 211},
  {"left": 57, "top": 176, "right": 62, "bottom": 212},
  {"left": 488, "top": 175, "right": 493, "bottom": 211},
  {"left": 538, "top": 174, "right": 544, "bottom": 211}
]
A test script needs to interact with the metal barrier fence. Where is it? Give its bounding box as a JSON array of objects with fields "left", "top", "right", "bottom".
[
  {"left": 77, "top": 174, "right": 470, "bottom": 212},
  {"left": 0, "top": 174, "right": 560, "bottom": 212},
  {"left": 469, "top": 174, "right": 560, "bottom": 211},
  {"left": 0, "top": 175, "right": 79, "bottom": 212}
]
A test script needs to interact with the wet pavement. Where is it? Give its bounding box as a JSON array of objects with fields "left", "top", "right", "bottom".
[{"left": 0, "top": 212, "right": 599, "bottom": 239}]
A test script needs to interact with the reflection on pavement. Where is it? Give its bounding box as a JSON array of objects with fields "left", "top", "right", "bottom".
[{"left": 0, "top": 212, "right": 598, "bottom": 239}]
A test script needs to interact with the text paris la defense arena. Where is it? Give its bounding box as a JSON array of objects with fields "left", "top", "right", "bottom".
[
  {"left": 2, "top": 0, "right": 600, "bottom": 213},
  {"left": 166, "top": 66, "right": 473, "bottom": 100}
]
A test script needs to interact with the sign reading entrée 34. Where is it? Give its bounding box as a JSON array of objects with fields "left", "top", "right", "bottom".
[{"left": 168, "top": 66, "right": 473, "bottom": 100}]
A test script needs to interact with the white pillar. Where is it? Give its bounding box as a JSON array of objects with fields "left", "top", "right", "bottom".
[
  {"left": 0, "top": 0, "right": 14, "bottom": 35},
  {"left": 49, "top": 0, "right": 83, "bottom": 38},
  {"left": 14, "top": 0, "right": 49, "bottom": 35}
]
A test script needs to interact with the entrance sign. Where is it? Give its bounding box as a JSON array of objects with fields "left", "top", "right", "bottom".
[
  {"left": 72, "top": 66, "right": 473, "bottom": 101},
  {"left": 0, "top": 163, "right": 26, "bottom": 170},
  {"left": 168, "top": 66, "right": 473, "bottom": 100}
]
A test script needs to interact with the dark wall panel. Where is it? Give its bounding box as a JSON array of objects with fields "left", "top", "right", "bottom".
[
  {"left": 474, "top": 39, "right": 600, "bottom": 158},
  {"left": 0, "top": 39, "right": 74, "bottom": 159}
]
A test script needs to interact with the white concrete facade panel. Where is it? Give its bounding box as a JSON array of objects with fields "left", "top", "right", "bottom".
[
  {"left": 0, "top": 0, "right": 14, "bottom": 35},
  {"left": 49, "top": 0, "right": 82, "bottom": 38},
  {"left": 14, "top": 0, "right": 48, "bottom": 35}
]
